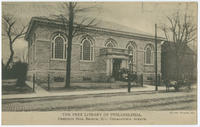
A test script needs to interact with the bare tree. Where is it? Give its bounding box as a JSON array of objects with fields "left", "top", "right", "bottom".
[
  {"left": 161, "top": 11, "right": 197, "bottom": 80},
  {"left": 2, "top": 14, "right": 27, "bottom": 70},
  {"left": 54, "top": 2, "right": 98, "bottom": 88}
]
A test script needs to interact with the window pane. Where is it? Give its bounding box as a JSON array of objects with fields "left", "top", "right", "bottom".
[
  {"left": 64, "top": 44, "right": 67, "bottom": 59},
  {"left": 52, "top": 43, "right": 54, "bottom": 58},
  {"left": 80, "top": 45, "right": 82, "bottom": 60},
  {"left": 83, "top": 40, "right": 90, "bottom": 60},
  {"left": 91, "top": 46, "right": 93, "bottom": 60},
  {"left": 55, "top": 37, "right": 64, "bottom": 59},
  {"left": 146, "top": 48, "right": 151, "bottom": 64}
]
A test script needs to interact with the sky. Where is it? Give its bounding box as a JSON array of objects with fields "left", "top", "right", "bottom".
[{"left": 1, "top": 2, "right": 197, "bottom": 63}]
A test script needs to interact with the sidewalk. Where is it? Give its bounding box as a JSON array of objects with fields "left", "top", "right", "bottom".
[{"left": 2, "top": 82, "right": 166, "bottom": 100}]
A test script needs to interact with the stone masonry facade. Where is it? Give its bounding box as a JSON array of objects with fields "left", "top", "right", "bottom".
[{"left": 26, "top": 17, "right": 163, "bottom": 83}]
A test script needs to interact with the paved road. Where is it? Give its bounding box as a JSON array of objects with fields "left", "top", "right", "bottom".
[{"left": 2, "top": 90, "right": 196, "bottom": 111}]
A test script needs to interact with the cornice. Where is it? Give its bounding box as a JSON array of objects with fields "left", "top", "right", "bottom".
[{"left": 25, "top": 17, "right": 166, "bottom": 42}]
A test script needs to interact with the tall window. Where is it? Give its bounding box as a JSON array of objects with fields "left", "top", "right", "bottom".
[
  {"left": 80, "top": 37, "right": 94, "bottom": 61},
  {"left": 52, "top": 33, "right": 67, "bottom": 59},
  {"left": 145, "top": 44, "right": 154, "bottom": 64}
]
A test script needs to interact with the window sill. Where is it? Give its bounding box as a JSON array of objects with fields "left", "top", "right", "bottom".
[
  {"left": 50, "top": 59, "right": 66, "bottom": 61},
  {"left": 144, "top": 64, "right": 154, "bottom": 66},
  {"left": 129, "top": 63, "right": 136, "bottom": 66},
  {"left": 80, "top": 60, "right": 94, "bottom": 63}
]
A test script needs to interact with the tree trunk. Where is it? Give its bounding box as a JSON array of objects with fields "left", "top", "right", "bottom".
[
  {"left": 176, "top": 54, "right": 183, "bottom": 81},
  {"left": 175, "top": 53, "right": 180, "bottom": 81},
  {"left": 65, "top": 2, "right": 74, "bottom": 88},
  {"left": 5, "top": 43, "right": 14, "bottom": 70}
]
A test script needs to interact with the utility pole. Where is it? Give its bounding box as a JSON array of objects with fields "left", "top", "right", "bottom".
[
  {"left": 155, "top": 24, "right": 158, "bottom": 91},
  {"left": 65, "top": 2, "right": 74, "bottom": 88}
]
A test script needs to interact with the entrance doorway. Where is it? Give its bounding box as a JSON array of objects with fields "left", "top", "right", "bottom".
[{"left": 112, "top": 59, "right": 122, "bottom": 80}]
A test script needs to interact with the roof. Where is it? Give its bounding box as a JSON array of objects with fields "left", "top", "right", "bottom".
[{"left": 25, "top": 16, "right": 166, "bottom": 41}]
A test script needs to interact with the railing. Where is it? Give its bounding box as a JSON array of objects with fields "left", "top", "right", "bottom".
[{"left": 100, "top": 48, "right": 129, "bottom": 56}]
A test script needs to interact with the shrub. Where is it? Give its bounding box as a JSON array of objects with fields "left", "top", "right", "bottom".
[
  {"left": 2, "top": 61, "right": 15, "bottom": 79},
  {"left": 54, "top": 76, "right": 64, "bottom": 82},
  {"left": 83, "top": 77, "right": 91, "bottom": 81},
  {"left": 107, "top": 76, "right": 115, "bottom": 83},
  {"left": 119, "top": 68, "right": 137, "bottom": 82},
  {"left": 11, "top": 61, "right": 28, "bottom": 86}
]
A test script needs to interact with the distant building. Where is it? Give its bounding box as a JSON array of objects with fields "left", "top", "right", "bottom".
[
  {"left": 25, "top": 17, "right": 164, "bottom": 83},
  {"left": 161, "top": 42, "right": 197, "bottom": 80}
]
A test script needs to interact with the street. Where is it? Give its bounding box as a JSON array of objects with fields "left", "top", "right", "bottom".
[{"left": 2, "top": 90, "right": 196, "bottom": 111}]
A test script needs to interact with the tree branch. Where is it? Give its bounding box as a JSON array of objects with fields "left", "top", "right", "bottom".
[
  {"left": 12, "top": 25, "right": 27, "bottom": 43},
  {"left": 3, "top": 14, "right": 28, "bottom": 69}
]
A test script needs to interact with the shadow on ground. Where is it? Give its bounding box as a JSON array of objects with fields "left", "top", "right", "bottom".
[{"left": 2, "top": 84, "right": 33, "bottom": 95}]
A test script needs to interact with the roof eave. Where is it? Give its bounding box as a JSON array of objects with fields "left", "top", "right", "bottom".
[
  {"left": 25, "top": 17, "right": 166, "bottom": 42},
  {"left": 25, "top": 18, "right": 34, "bottom": 41}
]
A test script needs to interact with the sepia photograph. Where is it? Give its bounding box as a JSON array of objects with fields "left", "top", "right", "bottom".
[{"left": 1, "top": 1, "right": 198, "bottom": 125}]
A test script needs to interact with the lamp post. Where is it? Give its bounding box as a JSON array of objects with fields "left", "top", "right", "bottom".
[{"left": 128, "top": 53, "right": 133, "bottom": 93}]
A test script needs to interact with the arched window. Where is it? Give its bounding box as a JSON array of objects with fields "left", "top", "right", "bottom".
[
  {"left": 80, "top": 37, "right": 94, "bottom": 61},
  {"left": 105, "top": 38, "right": 117, "bottom": 48},
  {"left": 52, "top": 33, "right": 67, "bottom": 59},
  {"left": 145, "top": 44, "right": 154, "bottom": 64},
  {"left": 146, "top": 48, "right": 151, "bottom": 64}
]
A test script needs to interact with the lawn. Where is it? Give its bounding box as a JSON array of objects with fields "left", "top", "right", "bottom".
[
  {"left": 2, "top": 79, "right": 33, "bottom": 95},
  {"left": 38, "top": 81, "right": 144, "bottom": 92}
]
